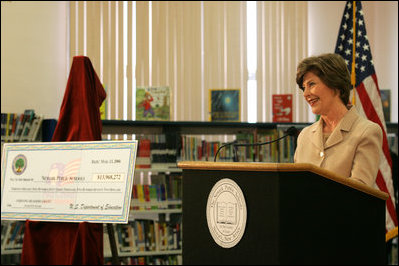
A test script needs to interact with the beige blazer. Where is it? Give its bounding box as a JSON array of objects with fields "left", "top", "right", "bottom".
[{"left": 294, "top": 106, "right": 383, "bottom": 187}]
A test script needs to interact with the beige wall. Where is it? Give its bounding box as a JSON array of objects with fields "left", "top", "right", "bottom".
[
  {"left": 1, "top": 1, "right": 398, "bottom": 122},
  {"left": 364, "top": 1, "right": 398, "bottom": 122},
  {"left": 1, "top": 1, "right": 69, "bottom": 119},
  {"left": 308, "top": 1, "right": 398, "bottom": 122}
]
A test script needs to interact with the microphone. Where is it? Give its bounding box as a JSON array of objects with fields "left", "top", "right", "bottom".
[
  {"left": 285, "top": 126, "right": 299, "bottom": 137},
  {"left": 213, "top": 140, "right": 239, "bottom": 162},
  {"left": 213, "top": 126, "right": 298, "bottom": 162}
]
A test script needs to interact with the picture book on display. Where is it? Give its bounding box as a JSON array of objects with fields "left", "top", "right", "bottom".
[
  {"left": 209, "top": 89, "right": 240, "bottom": 122},
  {"left": 136, "top": 87, "right": 170, "bottom": 121},
  {"left": 272, "top": 94, "right": 293, "bottom": 123},
  {"left": 100, "top": 84, "right": 107, "bottom": 120}
]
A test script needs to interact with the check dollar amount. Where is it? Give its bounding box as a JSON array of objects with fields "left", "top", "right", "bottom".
[{"left": 1, "top": 141, "right": 138, "bottom": 223}]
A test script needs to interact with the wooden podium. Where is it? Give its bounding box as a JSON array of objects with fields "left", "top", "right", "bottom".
[{"left": 178, "top": 161, "right": 388, "bottom": 265}]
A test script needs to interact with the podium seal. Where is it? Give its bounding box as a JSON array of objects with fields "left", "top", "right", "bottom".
[{"left": 206, "top": 178, "right": 247, "bottom": 248}]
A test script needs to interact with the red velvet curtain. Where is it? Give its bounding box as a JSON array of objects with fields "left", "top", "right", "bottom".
[{"left": 21, "top": 56, "right": 106, "bottom": 265}]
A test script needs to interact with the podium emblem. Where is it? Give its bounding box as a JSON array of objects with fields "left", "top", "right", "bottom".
[{"left": 206, "top": 178, "right": 247, "bottom": 248}]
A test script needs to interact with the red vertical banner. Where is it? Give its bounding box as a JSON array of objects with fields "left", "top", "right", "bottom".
[{"left": 272, "top": 94, "right": 293, "bottom": 122}]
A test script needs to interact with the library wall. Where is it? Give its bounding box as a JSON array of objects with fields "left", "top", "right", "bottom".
[
  {"left": 1, "top": 1, "right": 398, "bottom": 122},
  {"left": 308, "top": 1, "right": 398, "bottom": 122},
  {"left": 1, "top": 1, "right": 69, "bottom": 119}
]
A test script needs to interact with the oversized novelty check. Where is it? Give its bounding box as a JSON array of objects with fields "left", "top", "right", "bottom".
[{"left": 1, "top": 141, "right": 137, "bottom": 223}]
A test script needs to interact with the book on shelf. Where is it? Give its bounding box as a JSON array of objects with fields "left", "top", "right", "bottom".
[
  {"left": 131, "top": 184, "right": 139, "bottom": 211},
  {"left": 180, "top": 135, "right": 233, "bottom": 161},
  {"left": 112, "top": 219, "right": 182, "bottom": 254},
  {"left": 19, "top": 109, "right": 35, "bottom": 141},
  {"left": 9, "top": 113, "right": 17, "bottom": 142},
  {"left": 100, "top": 84, "right": 107, "bottom": 120},
  {"left": 103, "top": 224, "right": 111, "bottom": 256},
  {"left": 165, "top": 173, "right": 182, "bottom": 206},
  {"left": 136, "top": 86, "right": 170, "bottom": 121},
  {"left": 12, "top": 113, "right": 25, "bottom": 142},
  {"left": 26, "top": 115, "right": 44, "bottom": 142},
  {"left": 209, "top": 88, "right": 240, "bottom": 122},
  {"left": 132, "top": 186, "right": 176, "bottom": 213},
  {"left": 4, "top": 113, "right": 14, "bottom": 142},
  {"left": 179, "top": 128, "right": 300, "bottom": 163},
  {"left": 132, "top": 177, "right": 173, "bottom": 210},
  {"left": 148, "top": 185, "right": 159, "bottom": 210},
  {"left": 136, "top": 139, "right": 151, "bottom": 168},
  {"left": 105, "top": 255, "right": 182, "bottom": 265},
  {"left": 116, "top": 223, "right": 136, "bottom": 253},
  {"left": 272, "top": 94, "right": 293, "bottom": 122},
  {"left": 1, "top": 221, "right": 25, "bottom": 250},
  {"left": 128, "top": 223, "right": 137, "bottom": 252},
  {"left": 276, "top": 127, "right": 296, "bottom": 163},
  {"left": 146, "top": 221, "right": 156, "bottom": 251},
  {"left": 135, "top": 220, "right": 146, "bottom": 252},
  {"left": 1, "top": 113, "right": 7, "bottom": 142},
  {"left": 1, "top": 110, "right": 38, "bottom": 142},
  {"left": 236, "top": 133, "right": 255, "bottom": 162},
  {"left": 151, "top": 150, "right": 177, "bottom": 169},
  {"left": 143, "top": 184, "right": 151, "bottom": 210},
  {"left": 151, "top": 174, "right": 168, "bottom": 202},
  {"left": 256, "top": 130, "right": 279, "bottom": 163},
  {"left": 135, "top": 184, "right": 146, "bottom": 210},
  {"left": 149, "top": 133, "right": 178, "bottom": 168},
  {"left": 387, "top": 133, "right": 398, "bottom": 155}
]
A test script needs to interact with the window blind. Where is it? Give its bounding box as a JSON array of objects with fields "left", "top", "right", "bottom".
[{"left": 70, "top": 1, "right": 309, "bottom": 123}]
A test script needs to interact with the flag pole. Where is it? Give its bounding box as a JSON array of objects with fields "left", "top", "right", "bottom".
[
  {"left": 386, "top": 226, "right": 398, "bottom": 242},
  {"left": 351, "top": 1, "right": 357, "bottom": 105}
]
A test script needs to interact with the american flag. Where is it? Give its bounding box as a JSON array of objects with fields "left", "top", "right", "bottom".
[
  {"left": 48, "top": 158, "right": 82, "bottom": 186},
  {"left": 335, "top": 1, "right": 397, "bottom": 235}
]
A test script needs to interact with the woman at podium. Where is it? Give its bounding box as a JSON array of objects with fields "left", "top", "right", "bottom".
[{"left": 294, "top": 53, "right": 382, "bottom": 187}]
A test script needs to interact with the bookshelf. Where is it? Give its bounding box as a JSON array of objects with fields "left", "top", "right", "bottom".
[
  {"left": 1, "top": 120, "right": 397, "bottom": 265},
  {"left": 1, "top": 111, "right": 48, "bottom": 266},
  {"left": 101, "top": 119, "right": 398, "bottom": 265},
  {"left": 0, "top": 114, "right": 57, "bottom": 266},
  {"left": 101, "top": 120, "right": 398, "bottom": 161},
  {"left": 0, "top": 168, "right": 183, "bottom": 266},
  {"left": 103, "top": 168, "right": 183, "bottom": 265},
  {"left": 101, "top": 120, "right": 313, "bottom": 164},
  {"left": 1, "top": 111, "right": 44, "bottom": 143},
  {"left": 102, "top": 120, "right": 398, "bottom": 135}
]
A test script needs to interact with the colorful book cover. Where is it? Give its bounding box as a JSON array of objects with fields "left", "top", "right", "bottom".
[
  {"left": 209, "top": 89, "right": 240, "bottom": 122},
  {"left": 135, "top": 221, "right": 146, "bottom": 252},
  {"left": 143, "top": 184, "right": 151, "bottom": 210},
  {"left": 100, "top": 84, "right": 106, "bottom": 120},
  {"left": 136, "top": 139, "right": 151, "bottom": 168},
  {"left": 27, "top": 115, "right": 44, "bottom": 141},
  {"left": 13, "top": 114, "right": 25, "bottom": 142},
  {"left": 272, "top": 94, "right": 293, "bottom": 122},
  {"left": 149, "top": 185, "right": 158, "bottom": 209},
  {"left": 136, "top": 86, "right": 170, "bottom": 121},
  {"left": 19, "top": 109, "right": 35, "bottom": 141},
  {"left": 136, "top": 184, "right": 145, "bottom": 210}
]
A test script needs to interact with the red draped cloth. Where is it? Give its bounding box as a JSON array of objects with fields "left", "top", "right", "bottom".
[{"left": 21, "top": 56, "right": 106, "bottom": 265}]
